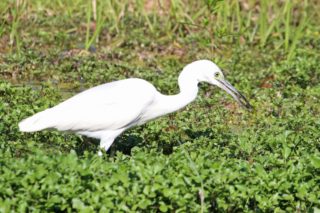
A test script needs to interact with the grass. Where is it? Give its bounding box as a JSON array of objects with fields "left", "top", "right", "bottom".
[
  {"left": 7, "top": 0, "right": 25, "bottom": 54},
  {"left": 0, "top": 0, "right": 320, "bottom": 212},
  {"left": 84, "top": 0, "right": 105, "bottom": 51}
]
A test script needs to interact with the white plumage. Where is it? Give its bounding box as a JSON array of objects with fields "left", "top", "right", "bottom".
[{"left": 19, "top": 60, "right": 251, "bottom": 155}]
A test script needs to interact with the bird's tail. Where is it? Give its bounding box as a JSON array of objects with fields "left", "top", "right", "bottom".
[{"left": 19, "top": 110, "right": 53, "bottom": 132}]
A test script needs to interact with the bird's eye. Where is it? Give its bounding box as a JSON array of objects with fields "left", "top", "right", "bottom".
[{"left": 214, "top": 72, "right": 220, "bottom": 78}]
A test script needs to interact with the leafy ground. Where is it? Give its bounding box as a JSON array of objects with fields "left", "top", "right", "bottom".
[{"left": 0, "top": 0, "right": 320, "bottom": 212}]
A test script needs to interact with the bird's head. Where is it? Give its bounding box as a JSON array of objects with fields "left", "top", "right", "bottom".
[{"left": 184, "top": 60, "right": 252, "bottom": 110}]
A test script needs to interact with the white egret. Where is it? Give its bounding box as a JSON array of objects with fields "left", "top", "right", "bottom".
[{"left": 19, "top": 60, "right": 252, "bottom": 155}]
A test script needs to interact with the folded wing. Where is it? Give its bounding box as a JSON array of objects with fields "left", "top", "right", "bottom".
[{"left": 19, "top": 78, "right": 157, "bottom": 132}]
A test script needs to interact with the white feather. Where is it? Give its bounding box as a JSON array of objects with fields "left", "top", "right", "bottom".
[{"left": 19, "top": 78, "right": 156, "bottom": 132}]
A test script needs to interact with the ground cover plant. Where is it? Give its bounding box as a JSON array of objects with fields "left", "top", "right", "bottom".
[{"left": 0, "top": 0, "right": 319, "bottom": 212}]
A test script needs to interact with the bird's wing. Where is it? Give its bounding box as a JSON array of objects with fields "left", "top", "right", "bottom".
[{"left": 33, "top": 79, "right": 157, "bottom": 132}]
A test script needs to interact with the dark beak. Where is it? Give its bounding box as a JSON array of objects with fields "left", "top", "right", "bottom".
[{"left": 217, "top": 79, "right": 253, "bottom": 111}]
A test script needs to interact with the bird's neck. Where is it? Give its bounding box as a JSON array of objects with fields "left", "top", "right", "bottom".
[
  {"left": 157, "top": 69, "right": 199, "bottom": 115},
  {"left": 165, "top": 86, "right": 199, "bottom": 113}
]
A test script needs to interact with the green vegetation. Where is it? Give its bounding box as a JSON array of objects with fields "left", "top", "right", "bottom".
[{"left": 0, "top": 0, "right": 319, "bottom": 212}]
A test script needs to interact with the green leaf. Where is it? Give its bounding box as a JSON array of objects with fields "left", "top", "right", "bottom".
[
  {"left": 159, "top": 202, "right": 169, "bottom": 212},
  {"left": 310, "top": 155, "right": 320, "bottom": 168},
  {"left": 72, "top": 198, "right": 85, "bottom": 209}
]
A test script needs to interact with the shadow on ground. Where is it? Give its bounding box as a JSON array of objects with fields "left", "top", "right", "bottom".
[
  {"left": 74, "top": 128, "right": 217, "bottom": 156},
  {"left": 74, "top": 134, "right": 144, "bottom": 156}
]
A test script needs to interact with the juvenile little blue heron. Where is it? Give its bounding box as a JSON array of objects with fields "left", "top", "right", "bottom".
[{"left": 19, "top": 60, "right": 252, "bottom": 155}]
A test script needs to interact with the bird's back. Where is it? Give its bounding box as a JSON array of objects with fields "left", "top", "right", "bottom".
[{"left": 19, "top": 78, "right": 157, "bottom": 133}]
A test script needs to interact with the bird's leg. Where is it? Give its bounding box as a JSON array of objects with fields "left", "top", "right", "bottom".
[
  {"left": 98, "top": 138, "right": 115, "bottom": 156},
  {"left": 97, "top": 129, "right": 125, "bottom": 156}
]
